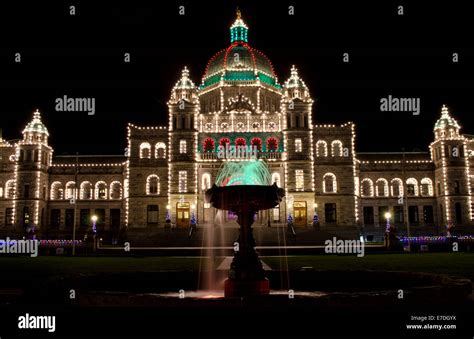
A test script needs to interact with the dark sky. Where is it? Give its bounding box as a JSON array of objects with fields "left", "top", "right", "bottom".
[{"left": 0, "top": 0, "right": 473, "bottom": 155}]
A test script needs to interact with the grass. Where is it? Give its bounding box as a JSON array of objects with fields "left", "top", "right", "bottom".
[
  {"left": 263, "top": 252, "right": 474, "bottom": 280},
  {"left": 0, "top": 253, "right": 472, "bottom": 280}
]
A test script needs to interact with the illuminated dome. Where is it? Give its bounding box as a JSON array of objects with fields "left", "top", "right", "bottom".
[
  {"left": 434, "top": 105, "right": 460, "bottom": 131},
  {"left": 200, "top": 10, "right": 280, "bottom": 90},
  {"left": 23, "top": 109, "right": 49, "bottom": 136}
]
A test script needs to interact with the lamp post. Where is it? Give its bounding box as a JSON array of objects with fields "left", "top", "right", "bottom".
[
  {"left": 384, "top": 212, "right": 391, "bottom": 232},
  {"left": 91, "top": 215, "right": 98, "bottom": 252}
]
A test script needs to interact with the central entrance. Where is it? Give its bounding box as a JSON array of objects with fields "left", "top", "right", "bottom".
[
  {"left": 176, "top": 202, "right": 190, "bottom": 228},
  {"left": 293, "top": 201, "right": 307, "bottom": 226}
]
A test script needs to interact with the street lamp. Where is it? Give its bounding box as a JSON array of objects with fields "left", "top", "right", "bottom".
[
  {"left": 91, "top": 215, "right": 98, "bottom": 252},
  {"left": 384, "top": 212, "right": 391, "bottom": 232}
]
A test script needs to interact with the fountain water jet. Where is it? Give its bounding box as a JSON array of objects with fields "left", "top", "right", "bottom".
[{"left": 206, "top": 161, "right": 285, "bottom": 297}]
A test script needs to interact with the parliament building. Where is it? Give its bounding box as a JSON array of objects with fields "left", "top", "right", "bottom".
[{"left": 1, "top": 12, "right": 473, "bottom": 238}]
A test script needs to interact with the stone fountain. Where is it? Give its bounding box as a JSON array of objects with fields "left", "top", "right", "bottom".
[{"left": 205, "top": 161, "right": 285, "bottom": 297}]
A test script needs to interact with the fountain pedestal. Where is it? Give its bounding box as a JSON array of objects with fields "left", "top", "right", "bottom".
[
  {"left": 205, "top": 184, "right": 284, "bottom": 298},
  {"left": 225, "top": 210, "right": 269, "bottom": 297}
]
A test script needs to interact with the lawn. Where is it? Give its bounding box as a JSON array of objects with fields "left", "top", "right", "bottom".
[{"left": 0, "top": 253, "right": 472, "bottom": 280}]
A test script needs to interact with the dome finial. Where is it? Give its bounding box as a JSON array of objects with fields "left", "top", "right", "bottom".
[
  {"left": 33, "top": 108, "right": 41, "bottom": 120},
  {"left": 441, "top": 104, "right": 449, "bottom": 116},
  {"left": 230, "top": 9, "right": 248, "bottom": 43}
]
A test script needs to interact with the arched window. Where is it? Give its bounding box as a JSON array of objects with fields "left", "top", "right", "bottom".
[
  {"left": 146, "top": 175, "right": 160, "bottom": 195},
  {"left": 323, "top": 173, "right": 337, "bottom": 193},
  {"left": 140, "top": 142, "right": 151, "bottom": 159},
  {"left": 420, "top": 178, "right": 433, "bottom": 196},
  {"left": 316, "top": 140, "right": 328, "bottom": 157},
  {"left": 266, "top": 137, "right": 278, "bottom": 152},
  {"left": 361, "top": 178, "right": 374, "bottom": 197},
  {"left": 155, "top": 142, "right": 166, "bottom": 159},
  {"left": 95, "top": 181, "right": 108, "bottom": 200},
  {"left": 406, "top": 178, "right": 419, "bottom": 196},
  {"left": 80, "top": 181, "right": 93, "bottom": 200},
  {"left": 65, "top": 181, "right": 76, "bottom": 200},
  {"left": 235, "top": 138, "right": 246, "bottom": 147},
  {"left": 203, "top": 138, "right": 215, "bottom": 152},
  {"left": 6, "top": 180, "right": 16, "bottom": 199},
  {"left": 375, "top": 178, "right": 389, "bottom": 197},
  {"left": 201, "top": 173, "right": 211, "bottom": 191},
  {"left": 391, "top": 178, "right": 404, "bottom": 197},
  {"left": 109, "top": 181, "right": 122, "bottom": 199},
  {"left": 219, "top": 138, "right": 230, "bottom": 147},
  {"left": 50, "top": 181, "right": 63, "bottom": 200},
  {"left": 0, "top": 186, "right": 3, "bottom": 198},
  {"left": 251, "top": 138, "right": 262, "bottom": 151},
  {"left": 271, "top": 172, "right": 281, "bottom": 187},
  {"left": 331, "top": 140, "right": 343, "bottom": 157}
]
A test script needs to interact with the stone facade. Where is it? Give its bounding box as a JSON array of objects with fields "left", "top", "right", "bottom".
[{"left": 0, "top": 13, "right": 473, "bottom": 237}]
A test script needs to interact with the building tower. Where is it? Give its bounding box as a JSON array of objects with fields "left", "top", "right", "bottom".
[
  {"left": 431, "top": 105, "right": 473, "bottom": 228},
  {"left": 168, "top": 67, "right": 199, "bottom": 227},
  {"left": 281, "top": 65, "right": 316, "bottom": 226},
  {"left": 15, "top": 109, "right": 52, "bottom": 233}
]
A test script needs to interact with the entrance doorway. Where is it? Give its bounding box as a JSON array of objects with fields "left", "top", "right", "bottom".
[
  {"left": 176, "top": 202, "right": 190, "bottom": 228},
  {"left": 293, "top": 201, "right": 307, "bottom": 226}
]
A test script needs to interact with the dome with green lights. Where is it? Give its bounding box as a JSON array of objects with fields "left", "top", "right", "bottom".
[
  {"left": 200, "top": 10, "right": 281, "bottom": 90},
  {"left": 23, "top": 109, "right": 49, "bottom": 136},
  {"left": 434, "top": 105, "right": 460, "bottom": 131}
]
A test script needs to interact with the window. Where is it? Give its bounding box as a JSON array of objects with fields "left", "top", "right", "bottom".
[
  {"left": 203, "top": 138, "right": 215, "bottom": 152},
  {"left": 331, "top": 140, "right": 343, "bottom": 157},
  {"left": 271, "top": 172, "right": 281, "bottom": 187},
  {"left": 80, "top": 182, "right": 93, "bottom": 200},
  {"left": 408, "top": 206, "right": 419, "bottom": 225},
  {"left": 80, "top": 209, "right": 90, "bottom": 227},
  {"left": 378, "top": 206, "right": 389, "bottom": 225},
  {"left": 24, "top": 185, "right": 30, "bottom": 198},
  {"left": 179, "top": 140, "right": 187, "bottom": 154},
  {"left": 375, "top": 179, "right": 388, "bottom": 197},
  {"left": 50, "top": 182, "right": 63, "bottom": 200},
  {"left": 454, "top": 202, "right": 462, "bottom": 224},
  {"left": 268, "top": 122, "right": 276, "bottom": 131},
  {"left": 273, "top": 207, "right": 280, "bottom": 222},
  {"left": 391, "top": 178, "right": 403, "bottom": 197},
  {"left": 295, "top": 139, "right": 302, "bottom": 152},
  {"left": 65, "top": 209, "right": 74, "bottom": 229},
  {"left": 394, "top": 206, "right": 404, "bottom": 224},
  {"left": 423, "top": 206, "right": 434, "bottom": 224},
  {"left": 5, "top": 208, "right": 13, "bottom": 226},
  {"left": 0, "top": 187, "right": 3, "bottom": 198},
  {"left": 363, "top": 206, "right": 374, "bottom": 225},
  {"left": 454, "top": 181, "right": 460, "bottom": 194},
  {"left": 110, "top": 209, "right": 121, "bottom": 229},
  {"left": 50, "top": 209, "right": 61, "bottom": 228},
  {"left": 406, "top": 178, "right": 418, "bottom": 196},
  {"left": 361, "top": 179, "right": 374, "bottom": 197},
  {"left": 266, "top": 137, "right": 278, "bottom": 152},
  {"left": 6, "top": 180, "right": 15, "bottom": 198},
  {"left": 109, "top": 181, "right": 122, "bottom": 199},
  {"left": 95, "top": 181, "right": 107, "bottom": 200},
  {"left": 316, "top": 140, "right": 328, "bottom": 157},
  {"left": 420, "top": 178, "right": 433, "bottom": 196},
  {"left": 155, "top": 142, "right": 166, "bottom": 159},
  {"left": 146, "top": 175, "right": 160, "bottom": 195},
  {"left": 236, "top": 122, "right": 245, "bottom": 130},
  {"left": 201, "top": 173, "right": 211, "bottom": 191},
  {"left": 65, "top": 181, "right": 76, "bottom": 200},
  {"left": 251, "top": 138, "right": 262, "bottom": 151},
  {"left": 179, "top": 171, "right": 187, "bottom": 193},
  {"left": 147, "top": 205, "right": 159, "bottom": 224},
  {"left": 295, "top": 170, "right": 304, "bottom": 191},
  {"left": 437, "top": 182, "right": 441, "bottom": 196},
  {"left": 140, "top": 142, "right": 151, "bottom": 159},
  {"left": 325, "top": 203, "right": 337, "bottom": 223},
  {"left": 323, "top": 173, "right": 337, "bottom": 193}
]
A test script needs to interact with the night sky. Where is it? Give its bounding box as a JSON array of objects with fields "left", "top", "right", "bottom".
[{"left": 0, "top": 0, "right": 473, "bottom": 155}]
